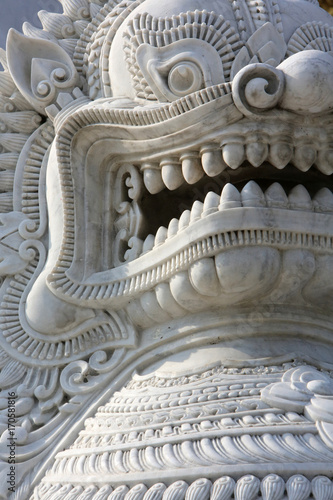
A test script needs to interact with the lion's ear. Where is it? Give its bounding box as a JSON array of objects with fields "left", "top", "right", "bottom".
[{"left": 6, "top": 29, "right": 79, "bottom": 115}]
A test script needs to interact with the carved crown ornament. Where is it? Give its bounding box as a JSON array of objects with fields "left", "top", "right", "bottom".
[{"left": 0, "top": 0, "right": 333, "bottom": 498}]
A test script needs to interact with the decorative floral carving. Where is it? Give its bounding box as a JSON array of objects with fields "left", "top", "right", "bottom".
[
  {"left": 32, "top": 475, "right": 333, "bottom": 500},
  {"left": 261, "top": 474, "right": 285, "bottom": 500},
  {"left": 230, "top": 22, "right": 286, "bottom": 79},
  {"left": 261, "top": 366, "right": 333, "bottom": 426}
]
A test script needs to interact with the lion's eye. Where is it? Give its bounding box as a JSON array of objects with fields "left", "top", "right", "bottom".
[
  {"left": 136, "top": 39, "right": 225, "bottom": 102},
  {"left": 168, "top": 61, "right": 203, "bottom": 96}
]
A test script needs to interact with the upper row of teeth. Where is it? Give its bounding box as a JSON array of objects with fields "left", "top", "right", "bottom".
[
  {"left": 140, "top": 142, "right": 333, "bottom": 194},
  {"left": 140, "top": 181, "right": 333, "bottom": 254}
]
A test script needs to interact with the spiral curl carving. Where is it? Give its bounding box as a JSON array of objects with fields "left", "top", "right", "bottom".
[{"left": 232, "top": 63, "right": 285, "bottom": 116}]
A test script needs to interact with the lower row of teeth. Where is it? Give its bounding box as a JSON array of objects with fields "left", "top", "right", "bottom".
[
  {"left": 139, "top": 181, "right": 333, "bottom": 255},
  {"left": 140, "top": 143, "right": 333, "bottom": 194}
]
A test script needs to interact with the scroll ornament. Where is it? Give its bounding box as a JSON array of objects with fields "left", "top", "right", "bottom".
[{"left": 262, "top": 366, "right": 333, "bottom": 449}]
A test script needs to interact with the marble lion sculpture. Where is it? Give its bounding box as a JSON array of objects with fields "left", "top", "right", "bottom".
[{"left": 0, "top": 0, "right": 333, "bottom": 498}]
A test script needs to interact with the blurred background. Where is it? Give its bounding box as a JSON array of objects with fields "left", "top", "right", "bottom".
[
  {"left": 321, "top": 0, "right": 333, "bottom": 14},
  {"left": 0, "top": 0, "right": 332, "bottom": 50},
  {"left": 0, "top": 0, "right": 62, "bottom": 49}
]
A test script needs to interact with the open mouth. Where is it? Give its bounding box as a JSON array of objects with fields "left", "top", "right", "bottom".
[
  {"left": 115, "top": 157, "right": 333, "bottom": 267},
  {"left": 95, "top": 153, "right": 333, "bottom": 327},
  {"left": 141, "top": 163, "right": 333, "bottom": 234},
  {"left": 46, "top": 90, "right": 333, "bottom": 310}
]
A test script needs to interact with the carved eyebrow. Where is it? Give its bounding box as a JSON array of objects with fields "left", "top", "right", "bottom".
[{"left": 124, "top": 10, "right": 241, "bottom": 49}]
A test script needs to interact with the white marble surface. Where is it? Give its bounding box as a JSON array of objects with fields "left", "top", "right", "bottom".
[{"left": 0, "top": 0, "right": 333, "bottom": 498}]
